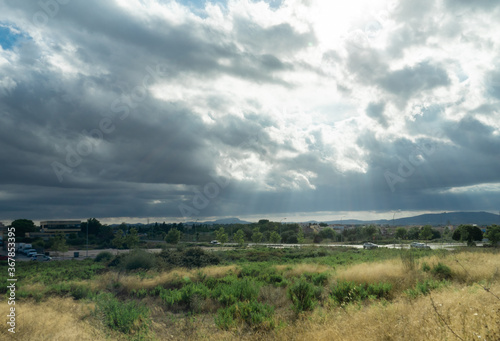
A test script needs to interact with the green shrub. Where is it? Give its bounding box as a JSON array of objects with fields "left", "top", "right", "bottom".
[
  {"left": 308, "top": 273, "right": 329, "bottom": 286},
  {"left": 431, "top": 262, "right": 452, "bottom": 280},
  {"left": 330, "top": 281, "right": 362, "bottom": 305},
  {"left": 120, "top": 249, "right": 156, "bottom": 271},
  {"left": 181, "top": 247, "right": 220, "bottom": 268},
  {"left": 330, "top": 281, "right": 392, "bottom": 304},
  {"left": 95, "top": 251, "right": 113, "bottom": 263},
  {"left": 70, "top": 284, "right": 93, "bottom": 300},
  {"left": 288, "top": 279, "right": 316, "bottom": 313},
  {"left": 94, "top": 294, "right": 151, "bottom": 334},
  {"left": 405, "top": 279, "right": 450, "bottom": 298},
  {"left": 421, "top": 262, "right": 431, "bottom": 272},
  {"left": 212, "top": 279, "right": 261, "bottom": 306},
  {"left": 215, "top": 300, "right": 275, "bottom": 330}
]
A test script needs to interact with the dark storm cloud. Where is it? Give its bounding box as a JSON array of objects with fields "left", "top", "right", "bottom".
[
  {"left": 377, "top": 61, "right": 450, "bottom": 102},
  {"left": 0, "top": 0, "right": 499, "bottom": 222},
  {"left": 365, "top": 101, "right": 387, "bottom": 127}
]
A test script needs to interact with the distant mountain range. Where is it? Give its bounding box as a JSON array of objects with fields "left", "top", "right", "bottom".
[
  {"left": 113, "top": 211, "right": 499, "bottom": 227},
  {"left": 322, "top": 211, "right": 500, "bottom": 226}
]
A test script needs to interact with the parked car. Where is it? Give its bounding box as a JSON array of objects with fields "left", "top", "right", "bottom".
[
  {"left": 363, "top": 242, "right": 378, "bottom": 249},
  {"left": 31, "top": 254, "right": 52, "bottom": 261},
  {"left": 23, "top": 248, "right": 37, "bottom": 256},
  {"left": 26, "top": 250, "right": 38, "bottom": 257},
  {"left": 410, "top": 242, "right": 431, "bottom": 249},
  {"left": 210, "top": 240, "right": 221, "bottom": 245}
]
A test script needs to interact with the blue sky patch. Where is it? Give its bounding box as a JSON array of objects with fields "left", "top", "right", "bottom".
[{"left": 0, "top": 24, "right": 25, "bottom": 50}]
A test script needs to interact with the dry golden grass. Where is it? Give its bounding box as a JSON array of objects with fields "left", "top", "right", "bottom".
[
  {"left": 275, "top": 263, "right": 332, "bottom": 278},
  {"left": 335, "top": 259, "right": 408, "bottom": 284},
  {"left": 0, "top": 298, "right": 107, "bottom": 341},
  {"left": 99, "top": 264, "right": 240, "bottom": 293},
  {"left": 273, "top": 283, "right": 500, "bottom": 341},
  {"left": 422, "top": 251, "right": 500, "bottom": 283}
]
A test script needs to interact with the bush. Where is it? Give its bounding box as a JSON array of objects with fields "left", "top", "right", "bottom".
[
  {"left": 212, "top": 279, "right": 261, "bottom": 306},
  {"left": 95, "top": 251, "right": 113, "bottom": 263},
  {"left": 94, "top": 294, "right": 151, "bottom": 334},
  {"left": 215, "top": 300, "right": 275, "bottom": 330},
  {"left": 120, "top": 249, "right": 156, "bottom": 271},
  {"left": 330, "top": 281, "right": 392, "bottom": 304},
  {"left": 405, "top": 279, "right": 449, "bottom": 298},
  {"left": 431, "top": 262, "right": 452, "bottom": 280},
  {"left": 70, "top": 284, "right": 93, "bottom": 300},
  {"left": 181, "top": 247, "right": 220, "bottom": 268},
  {"left": 288, "top": 279, "right": 316, "bottom": 313},
  {"left": 421, "top": 262, "right": 431, "bottom": 272}
]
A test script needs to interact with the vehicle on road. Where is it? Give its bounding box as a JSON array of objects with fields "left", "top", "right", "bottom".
[
  {"left": 27, "top": 250, "right": 38, "bottom": 257},
  {"left": 363, "top": 242, "right": 378, "bottom": 249},
  {"left": 23, "top": 248, "right": 37, "bottom": 255},
  {"left": 410, "top": 242, "right": 431, "bottom": 249},
  {"left": 31, "top": 254, "right": 52, "bottom": 261},
  {"left": 210, "top": 240, "right": 221, "bottom": 245}
]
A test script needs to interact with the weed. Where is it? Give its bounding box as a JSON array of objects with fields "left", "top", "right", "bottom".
[
  {"left": 94, "top": 293, "right": 151, "bottom": 335},
  {"left": 432, "top": 263, "right": 453, "bottom": 280},
  {"left": 288, "top": 279, "right": 317, "bottom": 313},
  {"left": 215, "top": 300, "right": 275, "bottom": 330},
  {"left": 94, "top": 251, "right": 113, "bottom": 263}
]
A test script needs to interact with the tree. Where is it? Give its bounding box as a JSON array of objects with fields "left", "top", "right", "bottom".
[
  {"left": 215, "top": 227, "right": 228, "bottom": 244},
  {"left": 51, "top": 233, "right": 68, "bottom": 257},
  {"left": 395, "top": 227, "right": 407, "bottom": 239},
  {"left": 364, "top": 225, "right": 378, "bottom": 240},
  {"left": 81, "top": 218, "right": 102, "bottom": 235},
  {"left": 319, "top": 227, "right": 335, "bottom": 240},
  {"left": 234, "top": 229, "right": 246, "bottom": 247},
  {"left": 251, "top": 227, "right": 263, "bottom": 243},
  {"left": 258, "top": 219, "right": 270, "bottom": 225},
  {"left": 11, "top": 219, "right": 36, "bottom": 238},
  {"left": 297, "top": 228, "right": 305, "bottom": 244},
  {"left": 407, "top": 226, "right": 420, "bottom": 240},
  {"left": 112, "top": 229, "right": 125, "bottom": 248},
  {"left": 485, "top": 225, "right": 500, "bottom": 246},
  {"left": 98, "top": 225, "right": 114, "bottom": 244},
  {"left": 313, "top": 233, "right": 323, "bottom": 244},
  {"left": 165, "top": 228, "right": 181, "bottom": 244},
  {"left": 419, "top": 225, "right": 433, "bottom": 241},
  {"left": 124, "top": 228, "right": 140, "bottom": 249},
  {"left": 269, "top": 231, "right": 281, "bottom": 243},
  {"left": 452, "top": 225, "right": 483, "bottom": 243}
]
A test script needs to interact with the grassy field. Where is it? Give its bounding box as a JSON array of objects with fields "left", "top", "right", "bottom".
[{"left": 1, "top": 247, "right": 499, "bottom": 340}]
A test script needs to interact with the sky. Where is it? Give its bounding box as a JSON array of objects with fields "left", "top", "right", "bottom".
[{"left": 0, "top": 0, "right": 499, "bottom": 225}]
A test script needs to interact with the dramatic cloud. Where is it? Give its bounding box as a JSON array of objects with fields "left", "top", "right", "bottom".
[{"left": 0, "top": 0, "right": 499, "bottom": 223}]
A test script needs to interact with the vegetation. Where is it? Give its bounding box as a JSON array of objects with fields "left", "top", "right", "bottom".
[
  {"left": 452, "top": 224, "right": 483, "bottom": 244},
  {"left": 165, "top": 228, "right": 181, "bottom": 244},
  {"left": 2, "top": 219, "right": 500, "bottom": 340},
  {"left": 485, "top": 224, "right": 500, "bottom": 246}
]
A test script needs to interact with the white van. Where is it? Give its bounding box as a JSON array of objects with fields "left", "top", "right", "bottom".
[{"left": 31, "top": 254, "right": 52, "bottom": 261}]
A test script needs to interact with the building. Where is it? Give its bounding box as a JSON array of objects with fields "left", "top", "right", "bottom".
[
  {"left": 40, "top": 220, "right": 81, "bottom": 233},
  {"left": 25, "top": 220, "right": 82, "bottom": 239}
]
